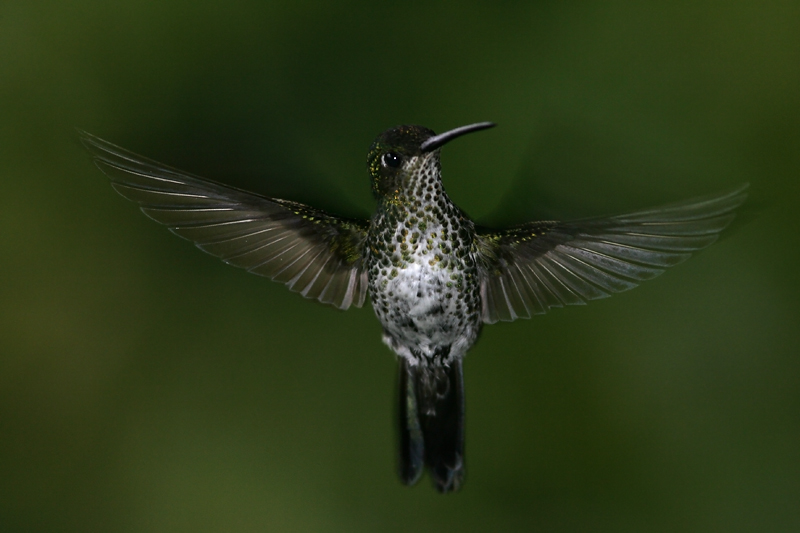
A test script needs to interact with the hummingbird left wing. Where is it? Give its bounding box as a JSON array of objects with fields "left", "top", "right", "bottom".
[
  {"left": 475, "top": 185, "right": 748, "bottom": 323},
  {"left": 80, "top": 131, "right": 370, "bottom": 310}
]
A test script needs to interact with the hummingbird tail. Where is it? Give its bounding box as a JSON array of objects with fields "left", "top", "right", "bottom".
[
  {"left": 397, "top": 356, "right": 465, "bottom": 493},
  {"left": 398, "top": 358, "right": 425, "bottom": 486}
]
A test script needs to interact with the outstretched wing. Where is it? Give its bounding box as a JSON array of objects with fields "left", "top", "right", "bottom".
[
  {"left": 476, "top": 185, "right": 748, "bottom": 323},
  {"left": 80, "top": 131, "right": 370, "bottom": 310}
]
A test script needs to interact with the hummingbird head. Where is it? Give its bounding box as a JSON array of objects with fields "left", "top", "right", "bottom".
[{"left": 367, "top": 122, "right": 495, "bottom": 198}]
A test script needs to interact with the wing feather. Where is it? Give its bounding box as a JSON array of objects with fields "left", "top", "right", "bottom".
[
  {"left": 81, "top": 130, "right": 369, "bottom": 310},
  {"left": 477, "top": 185, "right": 748, "bottom": 323}
]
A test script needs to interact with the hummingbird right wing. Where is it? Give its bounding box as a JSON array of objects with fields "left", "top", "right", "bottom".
[
  {"left": 475, "top": 184, "right": 748, "bottom": 323},
  {"left": 80, "top": 131, "right": 370, "bottom": 310}
]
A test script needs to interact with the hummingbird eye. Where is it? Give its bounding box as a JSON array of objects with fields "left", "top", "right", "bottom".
[{"left": 382, "top": 152, "right": 402, "bottom": 169}]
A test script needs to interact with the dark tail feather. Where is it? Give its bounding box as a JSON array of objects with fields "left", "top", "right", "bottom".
[
  {"left": 397, "top": 357, "right": 465, "bottom": 493},
  {"left": 420, "top": 358, "right": 465, "bottom": 493},
  {"left": 398, "top": 358, "right": 425, "bottom": 485}
]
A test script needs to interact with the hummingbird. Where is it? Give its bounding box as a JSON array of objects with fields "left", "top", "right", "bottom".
[{"left": 79, "top": 123, "right": 747, "bottom": 493}]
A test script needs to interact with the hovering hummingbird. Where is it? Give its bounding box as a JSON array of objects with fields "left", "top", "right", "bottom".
[{"left": 80, "top": 123, "right": 747, "bottom": 493}]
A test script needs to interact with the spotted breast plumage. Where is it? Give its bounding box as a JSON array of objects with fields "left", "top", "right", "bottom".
[{"left": 80, "top": 122, "right": 748, "bottom": 493}]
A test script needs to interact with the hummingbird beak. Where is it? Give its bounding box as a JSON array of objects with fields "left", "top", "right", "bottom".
[{"left": 419, "top": 122, "right": 496, "bottom": 153}]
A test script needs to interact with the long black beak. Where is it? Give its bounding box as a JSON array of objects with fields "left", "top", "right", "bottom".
[{"left": 420, "top": 122, "right": 496, "bottom": 152}]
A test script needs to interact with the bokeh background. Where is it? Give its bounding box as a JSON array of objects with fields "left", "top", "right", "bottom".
[{"left": 2, "top": 1, "right": 799, "bottom": 531}]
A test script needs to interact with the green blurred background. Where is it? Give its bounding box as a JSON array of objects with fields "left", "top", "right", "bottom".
[{"left": 2, "top": 1, "right": 799, "bottom": 531}]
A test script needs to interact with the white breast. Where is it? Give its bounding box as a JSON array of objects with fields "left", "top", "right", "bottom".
[{"left": 371, "top": 219, "right": 477, "bottom": 362}]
